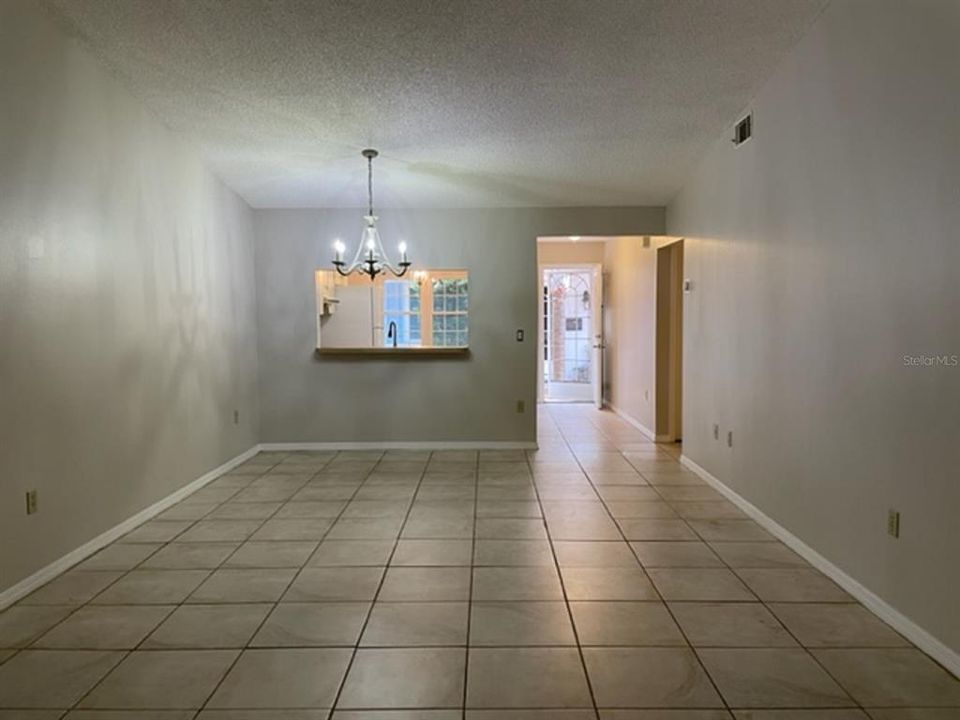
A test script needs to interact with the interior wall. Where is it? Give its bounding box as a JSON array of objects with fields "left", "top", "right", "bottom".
[
  {"left": 537, "top": 241, "right": 606, "bottom": 266},
  {"left": 0, "top": 1, "right": 260, "bottom": 593},
  {"left": 254, "top": 208, "right": 663, "bottom": 444},
  {"left": 668, "top": 0, "right": 960, "bottom": 655},
  {"left": 603, "top": 236, "right": 679, "bottom": 435}
]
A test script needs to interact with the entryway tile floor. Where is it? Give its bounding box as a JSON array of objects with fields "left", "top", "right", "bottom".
[{"left": 1, "top": 404, "right": 958, "bottom": 718}]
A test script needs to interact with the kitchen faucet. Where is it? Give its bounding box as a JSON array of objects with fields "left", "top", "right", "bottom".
[{"left": 387, "top": 321, "right": 398, "bottom": 348}]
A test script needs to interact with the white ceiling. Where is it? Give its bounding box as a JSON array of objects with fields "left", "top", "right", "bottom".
[{"left": 48, "top": 0, "right": 826, "bottom": 209}]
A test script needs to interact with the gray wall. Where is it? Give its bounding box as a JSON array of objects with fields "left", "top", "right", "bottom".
[
  {"left": 669, "top": 0, "right": 960, "bottom": 654},
  {"left": 0, "top": 1, "right": 260, "bottom": 591},
  {"left": 255, "top": 207, "right": 663, "bottom": 444}
]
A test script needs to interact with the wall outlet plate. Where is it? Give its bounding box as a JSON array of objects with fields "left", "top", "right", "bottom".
[
  {"left": 516, "top": 400, "right": 525, "bottom": 413},
  {"left": 887, "top": 509, "right": 900, "bottom": 538},
  {"left": 713, "top": 424, "right": 720, "bottom": 440},
  {"left": 727, "top": 430, "right": 733, "bottom": 448},
  {"left": 516, "top": 329, "right": 524, "bottom": 342},
  {"left": 26, "top": 490, "right": 38, "bottom": 515},
  {"left": 233, "top": 409, "right": 240, "bottom": 425}
]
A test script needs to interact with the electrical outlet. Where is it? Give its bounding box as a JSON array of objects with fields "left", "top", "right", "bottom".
[
  {"left": 713, "top": 424, "right": 719, "bottom": 440},
  {"left": 25, "top": 490, "right": 38, "bottom": 515},
  {"left": 516, "top": 400, "right": 525, "bottom": 413},
  {"left": 516, "top": 329, "right": 524, "bottom": 342},
  {"left": 644, "top": 390, "right": 649, "bottom": 402},
  {"left": 233, "top": 409, "right": 240, "bottom": 425},
  {"left": 887, "top": 509, "right": 900, "bottom": 538},
  {"left": 727, "top": 430, "right": 733, "bottom": 448}
]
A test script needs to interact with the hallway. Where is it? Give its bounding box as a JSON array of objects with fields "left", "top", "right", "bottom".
[{"left": 1, "top": 406, "right": 958, "bottom": 717}]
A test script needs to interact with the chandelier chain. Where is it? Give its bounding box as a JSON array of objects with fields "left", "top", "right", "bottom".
[{"left": 367, "top": 153, "right": 374, "bottom": 216}]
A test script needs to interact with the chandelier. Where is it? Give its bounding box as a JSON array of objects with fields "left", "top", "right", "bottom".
[{"left": 332, "top": 149, "right": 411, "bottom": 280}]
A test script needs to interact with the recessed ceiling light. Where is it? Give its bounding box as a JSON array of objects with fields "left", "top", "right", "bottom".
[{"left": 569, "top": 235, "right": 581, "bottom": 242}]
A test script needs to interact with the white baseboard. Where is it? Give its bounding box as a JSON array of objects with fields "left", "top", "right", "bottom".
[
  {"left": 260, "top": 441, "right": 538, "bottom": 451},
  {"left": 608, "top": 404, "right": 657, "bottom": 442},
  {"left": 680, "top": 454, "right": 960, "bottom": 678},
  {"left": 0, "top": 445, "right": 260, "bottom": 611}
]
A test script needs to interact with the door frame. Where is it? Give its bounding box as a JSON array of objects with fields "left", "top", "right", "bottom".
[
  {"left": 655, "top": 239, "right": 684, "bottom": 442},
  {"left": 537, "top": 263, "right": 603, "bottom": 405}
]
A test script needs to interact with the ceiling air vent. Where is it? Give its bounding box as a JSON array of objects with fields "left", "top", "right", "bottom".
[{"left": 733, "top": 113, "right": 752, "bottom": 146}]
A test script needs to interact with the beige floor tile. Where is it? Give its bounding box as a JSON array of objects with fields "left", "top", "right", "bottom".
[
  {"left": 274, "top": 501, "right": 347, "bottom": 518},
  {"left": 124, "top": 521, "right": 195, "bottom": 543},
  {"left": 466, "top": 647, "right": 592, "bottom": 708},
  {"left": 607, "top": 501, "right": 679, "bottom": 519},
  {"left": 250, "top": 518, "right": 333, "bottom": 541},
  {"left": 140, "top": 542, "right": 239, "bottom": 569},
  {"left": 554, "top": 541, "right": 639, "bottom": 567},
  {"left": 670, "top": 602, "right": 796, "bottom": 647},
  {"left": 865, "top": 710, "right": 960, "bottom": 719},
  {"left": 401, "top": 516, "right": 475, "bottom": 539},
  {"left": 143, "top": 604, "right": 271, "bottom": 648},
  {"left": 648, "top": 568, "right": 756, "bottom": 601},
  {"left": 698, "top": 648, "right": 854, "bottom": 708},
  {"left": 812, "top": 648, "right": 960, "bottom": 707},
  {"left": 92, "top": 570, "right": 209, "bottom": 605},
  {"left": 0, "top": 650, "right": 123, "bottom": 708},
  {"left": 687, "top": 520, "right": 776, "bottom": 542},
  {"left": 251, "top": 602, "right": 368, "bottom": 647},
  {"left": 176, "top": 520, "right": 262, "bottom": 543},
  {"left": 469, "top": 712, "right": 597, "bottom": 720},
  {"left": 470, "top": 601, "right": 575, "bottom": 646},
  {"left": 618, "top": 519, "right": 698, "bottom": 541},
  {"left": 188, "top": 568, "right": 296, "bottom": 603},
  {"left": 308, "top": 539, "right": 395, "bottom": 566},
  {"left": 475, "top": 501, "right": 542, "bottom": 518},
  {"left": 709, "top": 542, "right": 806, "bottom": 568},
  {"left": 77, "top": 543, "right": 162, "bottom": 571},
  {"left": 596, "top": 486, "right": 662, "bottom": 501},
  {"left": 65, "top": 709, "right": 198, "bottom": 718},
  {"left": 326, "top": 517, "right": 405, "bottom": 540},
  {"left": 472, "top": 566, "right": 564, "bottom": 600},
  {"left": 601, "top": 711, "right": 733, "bottom": 719},
  {"left": 33, "top": 605, "right": 173, "bottom": 649},
  {"left": 392, "top": 539, "right": 473, "bottom": 566},
  {"left": 631, "top": 541, "right": 724, "bottom": 568},
  {"left": 206, "top": 502, "right": 283, "bottom": 520},
  {"left": 735, "top": 569, "right": 852, "bottom": 602},
  {"left": 583, "top": 647, "right": 723, "bottom": 707},
  {"left": 378, "top": 567, "right": 471, "bottom": 601},
  {"left": 21, "top": 571, "right": 123, "bottom": 605},
  {"left": 731, "top": 712, "right": 868, "bottom": 719},
  {"left": 362, "top": 602, "right": 468, "bottom": 646},
  {"left": 80, "top": 650, "right": 238, "bottom": 708},
  {"left": 571, "top": 601, "right": 686, "bottom": 646},
  {"left": 208, "top": 648, "right": 352, "bottom": 708},
  {"left": 224, "top": 541, "right": 317, "bottom": 568},
  {"left": 562, "top": 567, "right": 659, "bottom": 600},
  {"left": 283, "top": 567, "right": 384, "bottom": 601},
  {"left": 340, "top": 648, "right": 465, "bottom": 708},
  {"left": 0, "top": 605, "right": 73, "bottom": 647},
  {"left": 474, "top": 540, "right": 555, "bottom": 566},
  {"left": 475, "top": 518, "right": 548, "bottom": 539},
  {"left": 768, "top": 603, "right": 909, "bottom": 647}
]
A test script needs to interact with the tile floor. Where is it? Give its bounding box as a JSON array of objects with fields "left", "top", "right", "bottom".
[{"left": 1, "top": 404, "right": 958, "bottom": 719}]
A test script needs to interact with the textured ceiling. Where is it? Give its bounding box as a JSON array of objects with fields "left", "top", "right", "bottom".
[{"left": 47, "top": 0, "right": 826, "bottom": 208}]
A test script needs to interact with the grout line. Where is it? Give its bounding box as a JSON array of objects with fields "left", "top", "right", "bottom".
[
  {"left": 545, "top": 403, "right": 734, "bottom": 716},
  {"left": 461, "top": 447, "right": 481, "bottom": 719},
  {"left": 524, "top": 441, "right": 602, "bottom": 720},
  {"left": 326, "top": 449, "right": 431, "bottom": 714}
]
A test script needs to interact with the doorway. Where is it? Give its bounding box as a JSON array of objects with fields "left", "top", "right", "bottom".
[
  {"left": 655, "top": 239, "right": 684, "bottom": 441},
  {"left": 540, "top": 265, "right": 603, "bottom": 406}
]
